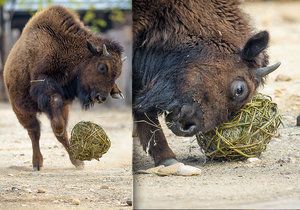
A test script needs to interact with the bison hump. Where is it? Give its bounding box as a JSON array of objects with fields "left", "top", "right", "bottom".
[{"left": 24, "top": 5, "right": 89, "bottom": 39}]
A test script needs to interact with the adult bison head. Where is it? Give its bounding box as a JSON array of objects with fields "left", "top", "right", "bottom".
[
  {"left": 134, "top": 31, "right": 280, "bottom": 136},
  {"left": 77, "top": 39, "right": 125, "bottom": 109}
]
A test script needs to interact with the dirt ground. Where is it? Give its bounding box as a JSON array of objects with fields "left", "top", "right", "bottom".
[
  {"left": 133, "top": 2, "right": 300, "bottom": 209},
  {"left": 0, "top": 103, "right": 132, "bottom": 209}
]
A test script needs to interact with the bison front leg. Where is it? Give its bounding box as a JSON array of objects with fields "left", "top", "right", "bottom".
[
  {"left": 134, "top": 112, "right": 202, "bottom": 176},
  {"left": 49, "top": 94, "right": 84, "bottom": 169},
  {"left": 134, "top": 112, "right": 177, "bottom": 166}
]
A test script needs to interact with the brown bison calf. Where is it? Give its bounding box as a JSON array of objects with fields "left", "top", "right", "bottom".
[
  {"left": 4, "top": 6, "right": 124, "bottom": 170},
  {"left": 133, "top": 0, "right": 280, "bottom": 171}
]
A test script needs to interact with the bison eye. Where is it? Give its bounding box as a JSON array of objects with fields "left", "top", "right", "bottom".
[
  {"left": 98, "top": 64, "right": 108, "bottom": 74},
  {"left": 230, "top": 80, "right": 248, "bottom": 102}
]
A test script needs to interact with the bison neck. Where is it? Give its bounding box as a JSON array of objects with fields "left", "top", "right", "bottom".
[
  {"left": 61, "top": 75, "right": 93, "bottom": 109},
  {"left": 61, "top": 76, "right": 79, "bottom": 101},
  {"left": 133, "top": 46, "right": 197, "bottom": 113}
]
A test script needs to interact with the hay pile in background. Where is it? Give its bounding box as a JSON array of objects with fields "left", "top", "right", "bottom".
[
  {"left": 196, "top": 93, "right": 282, "bottom": 161},
  {"left": 70, "top": 121, "right": 111, "bottom": 161}
]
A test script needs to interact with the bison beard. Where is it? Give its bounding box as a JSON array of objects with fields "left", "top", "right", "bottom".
[
  {"left": 30, "top": 76, "right": 98, "bottom": 114},
  {"left": 133, "top": 0, "right": 280, "bottom": 167},
  {"left": 134, "top": 47, "right": 197, "bottom": 113}
]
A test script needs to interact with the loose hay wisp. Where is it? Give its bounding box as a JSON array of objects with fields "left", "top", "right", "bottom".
[
  {"left": 70, "top": 121, "right": 111, "bottom": 161},
  {"left": 196, "top": 93, "right": 282, "bottom": 161}
]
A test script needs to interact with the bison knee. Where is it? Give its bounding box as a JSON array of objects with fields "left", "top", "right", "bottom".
[
  {"left": 13, "top": 108, "right": 40, "bottom": 132},
  {"left": 37, "top": 93, "right": 64, "bottom": 117},
  {"left": 50, "top": 95, "right": 66, "bottom": 136},
  {"left": 50, "top": 94, "right": 63, "bottom": 110},
  {"left": 37, "top": 94, "right": 51, "bottom": 112}
]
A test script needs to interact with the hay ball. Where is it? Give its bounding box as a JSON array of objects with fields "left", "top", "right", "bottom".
[
  {"left": 196, "top": 93, "right": 282, "bottom": 161},
  {"left": 69, "top": 121, "right": 111, "bottom": 161}
]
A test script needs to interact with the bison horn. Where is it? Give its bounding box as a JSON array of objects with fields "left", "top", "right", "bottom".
[
  {"left": 256, "top": 62, "right": 281, "bottom": 77},
  {"left": 110, "top": 84, "right": 123, "bottom": 99},
  {"left": 111, "top": 92, "right": 124, "bottom": 99},
  {"left": 103, "top": 44, "right": 110, "bottom": 56},
  {"left": 122, "top": 56, "right": 127, "bottom": 62}
]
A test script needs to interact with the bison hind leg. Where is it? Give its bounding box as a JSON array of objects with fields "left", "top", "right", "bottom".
[{"left": 13, "top": 107, "right": 43, "bottom": 171}]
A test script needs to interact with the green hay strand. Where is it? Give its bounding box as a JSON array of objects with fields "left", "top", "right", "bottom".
[
  {"left": 69, "top": 121, "right": 111, "bottom": 161},
  {"left": 196, "top": 93, "right": 282, "bottom": 161}
]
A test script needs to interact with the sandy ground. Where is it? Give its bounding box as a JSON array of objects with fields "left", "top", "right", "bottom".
[
  {"left": 0, "top": 103, "right": 132, "bottom": 209},
  {"left": 133, "top": 2, "right": 300, "bottom": 209}
]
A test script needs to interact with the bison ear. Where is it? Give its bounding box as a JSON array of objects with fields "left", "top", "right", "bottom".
[
  {"left": 87, "top": 41, "right": 99, "bottom": 55},
  {"left": 241, "top": 31, "right": 269, "bottom": 61}
]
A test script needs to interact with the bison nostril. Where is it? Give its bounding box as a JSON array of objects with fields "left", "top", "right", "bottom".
[
  {"left": 179, "top": 121, "right": 197, "bottom": 133},
  {"left": 95, "top": 94, "right": 106, "bottom": 102},
  {"left": 228, "top": 112, "right": 237, "bottom": 120}
]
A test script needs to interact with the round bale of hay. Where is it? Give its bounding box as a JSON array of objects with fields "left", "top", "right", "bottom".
[
  {"left": 69, "top": 121, "right": 111, "bottom": 161},
  {"left": 196, "top": 93, "right": 282, "bottom": 161}
]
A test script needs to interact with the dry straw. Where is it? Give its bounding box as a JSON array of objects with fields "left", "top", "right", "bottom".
[
  {"left": 196, "top": 93, "right": 282, "bottom": 161},
  {"left": 69, "top": 121, "right": 111, "bottom": 161}
]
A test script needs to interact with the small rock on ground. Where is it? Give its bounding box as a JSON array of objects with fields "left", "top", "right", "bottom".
[
  {"left": 37, "top": 188, "right": 46, "bottom": 193},
  {"left": 100, "top": 185, "right": 109, "bottom": 189},
  {"left": 296, "top": 115, "right": 300, "bottom": 126},
  {"left": 126, "top": 199, "right": 132, "bottom": 206},
  {"left": 70, "top": 198, "right": 80, "bottom": 205},
  {"left": 247, "top": 157, "right": 262, "bottom": 163},
  {"left": 275, "top": 74, "right": 292, "bottom": 82},
  {"left": 277, "top": 156, "right": 296, "bottom": 164}
]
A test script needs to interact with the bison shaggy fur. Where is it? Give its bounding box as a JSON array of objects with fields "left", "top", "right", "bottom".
[
  {"left": 133, "top": 0, "right": 279, "bottom": 166},
  {"left": 4, "top": 6, "right": 124, "bottom": 170}
]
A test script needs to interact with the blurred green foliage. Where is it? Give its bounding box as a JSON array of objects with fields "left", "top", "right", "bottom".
[
  {"left": 0, "top": 0, "right": 129, "bottom": 32},
  {"left": 0, "top": 0, "right": 6, "bottom": 6},
  {"left": 83, "top": 6, "right": 108, "bottom": 32}
]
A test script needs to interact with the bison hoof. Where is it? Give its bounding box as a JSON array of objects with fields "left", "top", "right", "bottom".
[
  {"left": 71, "top": 158, "right": 84, "bottom": 170},
  {"left": 32, "top": 164, "right": 43, "bottom": 171},
  {"left": 32, "top": 155, "right": 43, "bottom": 171},
  {"left": 159, "top": 158, "right": 179, "bottom": 166}
]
